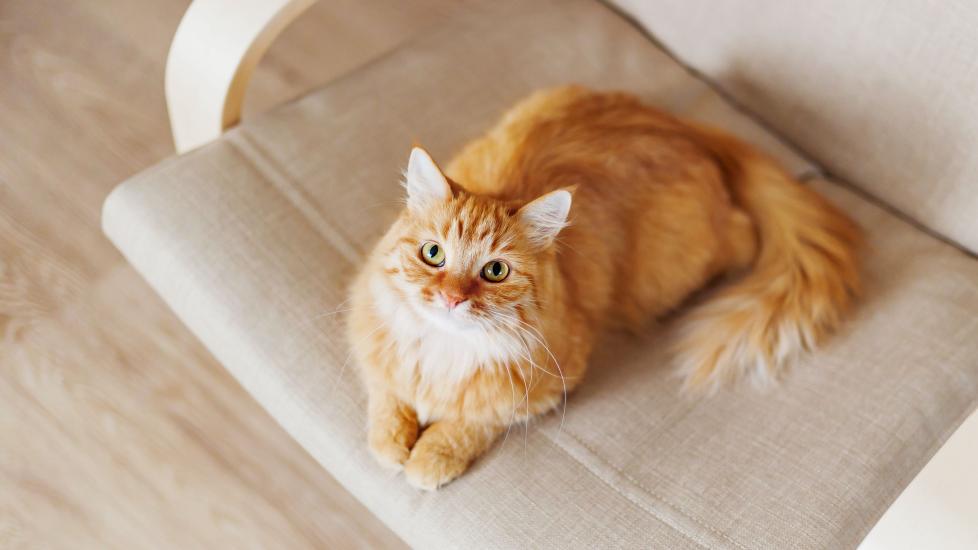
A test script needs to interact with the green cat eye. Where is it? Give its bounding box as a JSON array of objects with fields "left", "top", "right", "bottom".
[
  {"left": 481, "top": 260, "right": 510, "bottom": 282},
  {"left": 420, "top": 241, "right": 446, "bottom": 267}
]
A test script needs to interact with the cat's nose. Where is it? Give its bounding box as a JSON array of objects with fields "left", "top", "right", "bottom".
[{"left": 440, "top": 290, "right": 468, "bottom": 310}]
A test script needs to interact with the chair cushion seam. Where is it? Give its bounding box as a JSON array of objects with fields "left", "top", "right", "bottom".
[
  {"left": 223, "top": 133, "right": 361, "bottom": 266},
  {"left": 544, "top": 428, "right": 749, "bottom": 550},
  {"left": 801, "top": 175, "right": 978, "bottom": 261},
  {"left": 537, "top": 432, "right": 711, "bottom": 549}
]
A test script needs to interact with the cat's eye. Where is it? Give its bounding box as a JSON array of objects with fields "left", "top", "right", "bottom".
[
  {"left": 420, "top": 241, "right": 446, "bottom": 267},
  {"left": 481, "top": 260, "right": 510, "bottom": 282}
]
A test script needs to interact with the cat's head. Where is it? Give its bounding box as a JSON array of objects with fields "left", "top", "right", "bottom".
[{"left": 378, "top": 147, "right": 572, "bottom": 333}]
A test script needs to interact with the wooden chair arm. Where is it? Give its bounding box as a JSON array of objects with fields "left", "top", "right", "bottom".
[{"left": 165, "top": 0, "right": 316, "bottom": 153}]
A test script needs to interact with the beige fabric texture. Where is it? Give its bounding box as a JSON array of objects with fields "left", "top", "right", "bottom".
[
  {"left": 608, "top": 0, "right": 978, "bottom": 254},
  {"left": 104, "top": 0, "right": 978, "bottom": 547}
]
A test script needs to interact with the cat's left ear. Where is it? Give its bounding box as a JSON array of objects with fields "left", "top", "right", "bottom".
[
  {"left": 404, "top": 147, "right": 452, "bottom": 211},
  {"left": 518, "top": 188, "right": 574, "bottom": 248}
]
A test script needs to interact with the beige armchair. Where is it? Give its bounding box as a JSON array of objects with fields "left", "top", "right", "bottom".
[{"left": 104, "top": 0, "right": 978, "bottom": 547}]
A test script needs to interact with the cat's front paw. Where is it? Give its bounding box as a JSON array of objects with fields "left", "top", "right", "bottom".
[
  {"left": 368, "top": 420, "right": 418, "bottom": 470},
  {"left": 403, "top": 445, "right": 469, "bottom": 491},
  {"left": 369, "top": 436, "right": 412, "bottom": 470}
]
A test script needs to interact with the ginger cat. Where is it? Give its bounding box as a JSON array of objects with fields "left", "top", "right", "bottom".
[{"left": 348, "top": 86, "right": 860, "bottom": 490}]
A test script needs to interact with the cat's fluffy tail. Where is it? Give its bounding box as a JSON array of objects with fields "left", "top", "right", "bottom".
[{"left": 674, "top": 129, "right": 862, "bottom": 393}]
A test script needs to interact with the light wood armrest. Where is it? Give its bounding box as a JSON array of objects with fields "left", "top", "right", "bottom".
[
  {"left": 165, "top": 0, "right": 316, "bottom": 153},
  {"left": 860, "top": 408, "right": 978, "bottom": 549}
]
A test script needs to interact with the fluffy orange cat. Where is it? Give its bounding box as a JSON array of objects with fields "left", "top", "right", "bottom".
[{"left": 348, "top": 86, "right": 860, "bottom": 490}]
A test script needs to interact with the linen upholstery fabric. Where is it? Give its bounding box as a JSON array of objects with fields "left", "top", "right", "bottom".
[
  {"left": 103, "top": 0, "right": 978, "bottom": 547},
  {"left": 608, "top": 0, "right": 978, "bottom": 254}
]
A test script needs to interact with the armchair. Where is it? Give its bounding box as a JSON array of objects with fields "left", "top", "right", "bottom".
[{"left": 104, "top": 0, "right": 978, "bottom": 547}]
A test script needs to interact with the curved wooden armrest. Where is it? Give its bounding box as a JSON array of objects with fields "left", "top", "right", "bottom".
[
  {"left": 165, "top": 0, "right": 316, "bottom": 153},
  {"left": 860, "top": 407, "right": 978, "bottom": 549}
]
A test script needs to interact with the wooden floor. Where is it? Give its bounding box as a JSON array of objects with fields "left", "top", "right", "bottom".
[{"left": 0, "top": 1, "right": 452, "bottom": 547}]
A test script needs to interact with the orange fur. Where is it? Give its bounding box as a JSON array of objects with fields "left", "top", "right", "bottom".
[{"left": 348, "top": 85, "right": 860, "bottom": 489}]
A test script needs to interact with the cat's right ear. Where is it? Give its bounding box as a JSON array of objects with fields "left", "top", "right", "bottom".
[
  {"left": 518, "top": 188, "right": 573, "bottom": 248},
  {"left": 404, "top": 147, "right": 452, "bottom": 211}
]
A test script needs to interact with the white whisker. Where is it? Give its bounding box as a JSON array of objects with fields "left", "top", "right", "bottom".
[
  {"left": 307, "top": 307, "right": 355, "bottom": 322},
  {"left": 335, "top": 320, "right": 389, "bottom": 387},
  {"left": 492, "top": 311, "right": 568, "bottom": 441},
  {"left": 476, "top": 323, "right": 518, "bottom": 459}
]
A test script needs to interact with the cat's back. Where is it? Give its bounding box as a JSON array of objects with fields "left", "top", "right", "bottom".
[
  {"left": 445, "top": 86, "right": 744, "bottom": 326},
  {"left": 445, "top": 85, "right": 715, "bottom": 201}
]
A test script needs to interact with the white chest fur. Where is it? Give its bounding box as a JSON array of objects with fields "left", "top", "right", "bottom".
[{"left": 369, "top": 274, "right": 524, "bottom": 388}]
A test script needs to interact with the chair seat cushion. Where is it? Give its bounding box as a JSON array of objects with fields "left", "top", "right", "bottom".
[{"left": 103, "top": 0, "right": 978, "bottom": 547}]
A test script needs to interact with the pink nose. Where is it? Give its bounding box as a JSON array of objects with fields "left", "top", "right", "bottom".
[{"left": 441, "top": 291, "right": 467, "bottom": 309}]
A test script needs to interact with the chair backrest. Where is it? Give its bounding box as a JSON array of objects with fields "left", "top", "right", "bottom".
[{"left": 609, "top": 0, "right": 978, "bottom": 253}]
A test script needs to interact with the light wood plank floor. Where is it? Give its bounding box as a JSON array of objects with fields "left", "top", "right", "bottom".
[{"left": 0, "top": 1, "right": 454, "bottom": 547}]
